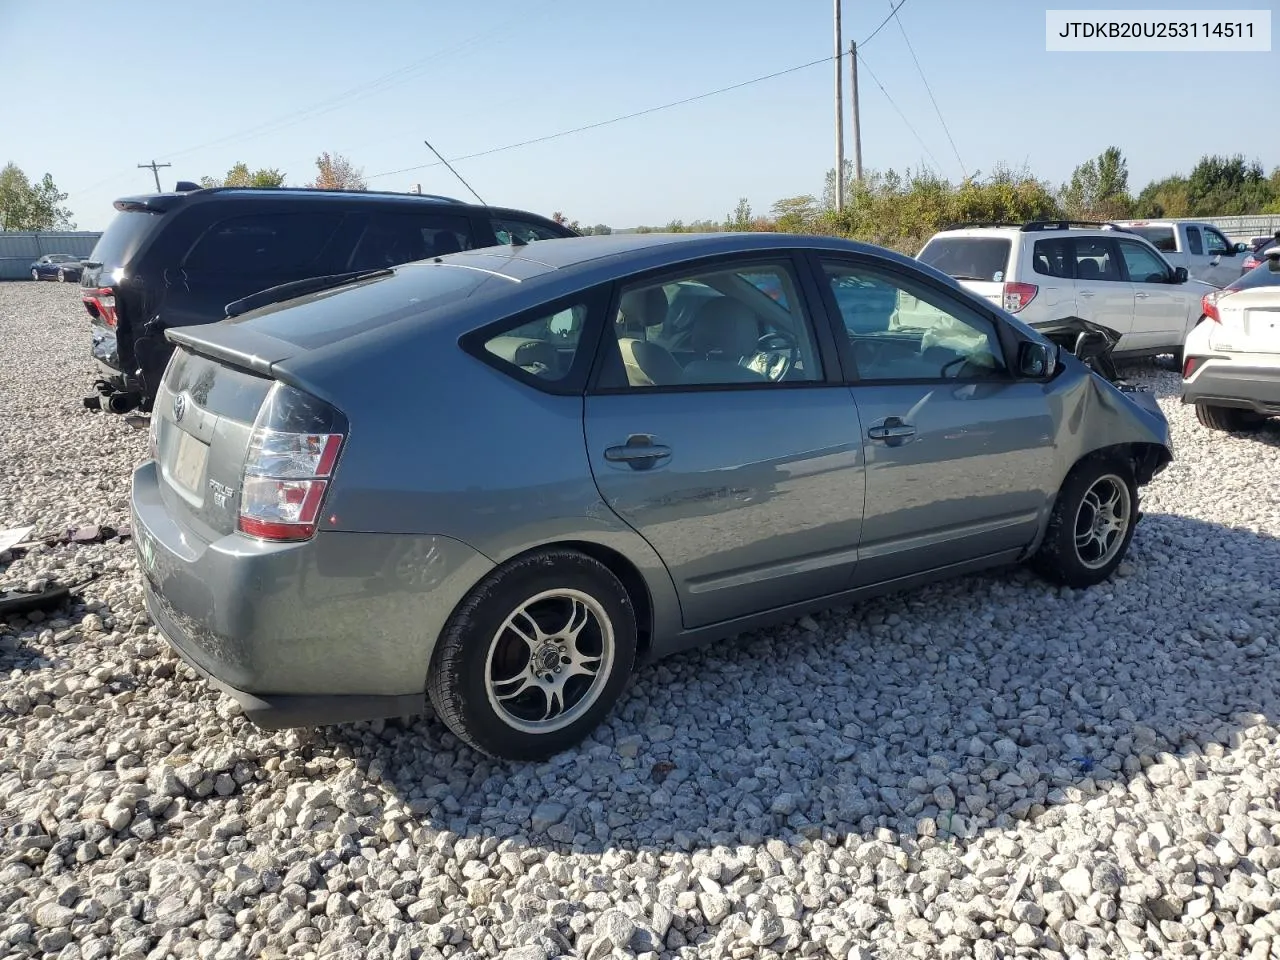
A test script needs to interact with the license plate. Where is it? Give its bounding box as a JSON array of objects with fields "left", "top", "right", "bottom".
[{"left": 170, "top": 429, "right": 208, "bottom": 493}]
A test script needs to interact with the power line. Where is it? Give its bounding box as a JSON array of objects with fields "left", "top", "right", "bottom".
[
  {"left": 889, "top": 0, "right": 966, "bottom": 180},
  {"left": 67, "top": 13, "right": 537, "bottom": 199},
  {"left": 853, "top": 50, "right": 945, "bottom": 174},
  {"left": 861, "top": 0, "right": 912, "bottom": 48},
  {"left": 366, "top": 54, "right": 840, "bottom": 181}
]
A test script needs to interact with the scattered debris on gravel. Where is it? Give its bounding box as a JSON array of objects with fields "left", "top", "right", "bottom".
[{"left": 2, "top": 281, "right": 1280, "bottom": 960}]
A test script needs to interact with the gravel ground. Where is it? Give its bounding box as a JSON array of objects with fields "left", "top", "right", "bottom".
[{"left": 2, "top": 280, "right": 1280, "bottom": 960}]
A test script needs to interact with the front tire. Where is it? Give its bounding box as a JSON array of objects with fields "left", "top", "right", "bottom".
[
  {"left": 427, "top": 549, "right": 637, "bottom": 761},
  {"left": 1196, "top": 402, "right": 1261, "bottom": 432},
  {"left": 31, "top": 269, "right": 39, "bottom": 281},
  {"left": 1032, "top": 458, "right": 1138, "bottom": 588}
]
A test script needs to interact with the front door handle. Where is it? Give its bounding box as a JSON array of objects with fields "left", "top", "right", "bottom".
[
  {"left": 1135, "top": 292, "right": 1151, "bottom": 299},
  {"left": 867, "top": 417, "right": 916, "bottom": 442},
  {"left": 1078, "top": 290, "right": 1095, "bottom": 298},
  {"left": 604, "top": 434, "right": 671, "bottom": 470}
]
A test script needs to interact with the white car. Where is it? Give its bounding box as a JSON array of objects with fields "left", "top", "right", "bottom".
[
  {"left": 918, "top": 221, "right": 1216, "bottom": 359},
  {"left": 1182, "top": 249, "right": 1280, "bottom": 431}
]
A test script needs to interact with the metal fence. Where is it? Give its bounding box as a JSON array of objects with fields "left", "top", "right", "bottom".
[
  {"left": 1190, "top": 215, "right": 1280, "bottom": 242},
  {"left": 0, "top": 232, "right": 103, "bottom": 281}
]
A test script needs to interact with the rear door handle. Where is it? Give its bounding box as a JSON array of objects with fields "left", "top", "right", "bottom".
[
  {"left": 867, "top": 417, "right": 916, "bottom": 442},
  {"left": 1135, "top": 292, "right": 1150, "bottom": 299},
  {"left": 1078, "top": 290, "right": 1095, "bottom": 298},
  {"left": 604, "top": 434, "right": 671, "bottom": 470}
]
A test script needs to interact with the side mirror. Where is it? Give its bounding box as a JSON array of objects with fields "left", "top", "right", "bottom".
[
  {"left": 1017, "top": 340, "right": 1053, "bottom": 379},
  {"left": 1173, "top": 266, "right": 1189, "bottom": 283},
  {"left": 1235, "top": 242, "right": 1249, "bottom": 253}
]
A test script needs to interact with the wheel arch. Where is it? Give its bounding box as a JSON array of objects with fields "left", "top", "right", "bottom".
[{"left": 488, "top": 539, "right": 660, "bottom": 662}]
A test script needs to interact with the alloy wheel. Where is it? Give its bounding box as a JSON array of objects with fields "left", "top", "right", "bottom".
[
  {"left": 1073, "top": 474, "right": 1132, "bottom": 570},
  {"left": 483, "top": 588, "right": 614, "bottom": 734}
]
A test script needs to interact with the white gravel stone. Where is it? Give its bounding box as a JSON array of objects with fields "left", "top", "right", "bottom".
[{"left": 3, "top": 287, "right": 1280, "bottom": 960}]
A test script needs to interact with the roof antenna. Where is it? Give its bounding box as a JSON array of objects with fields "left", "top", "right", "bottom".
[{"left": 423, "top": 139, "right": 487, "bottom": 207}]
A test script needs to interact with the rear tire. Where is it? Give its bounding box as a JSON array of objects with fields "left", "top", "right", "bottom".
[
  {"left": 427, "top": 549, "right": 636, "bottom": 761},
  {"left": 57, "top": 269, "right": 66, "bottom": 283},
  {"left": 1196, "top": 402, "right": 1261, "bottom": 432},
  {"left": 1031, "top": 457, "right": 1138, "bottom": 588}
]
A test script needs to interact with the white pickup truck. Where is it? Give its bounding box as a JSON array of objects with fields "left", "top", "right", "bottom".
[{"left": 1114, "top": 220, "right": 1250, "bottom": 288}]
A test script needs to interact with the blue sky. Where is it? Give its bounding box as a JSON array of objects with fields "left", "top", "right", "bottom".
[{"left": 2, "top": 0, "right": 1276, "bottom": 231}]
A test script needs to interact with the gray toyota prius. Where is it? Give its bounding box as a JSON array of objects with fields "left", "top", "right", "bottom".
[{"left": 132, "top": 232, "right": 1172, "bottom": 760}]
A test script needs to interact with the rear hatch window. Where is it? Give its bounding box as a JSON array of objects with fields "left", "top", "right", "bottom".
[
  {"left": 229, "top": 263, "right": 508, "bottom": 350},
  {"left": 918, "top": 237, "right": 1012, "bottom": 282},
  {"left": 1228, "top": 260, "right": 1280, "bottom": 292},
  {"left": 1127, "top": 226, "right": 1176, "bottom": 252},
  {"left": 153, "top": 348, "right": 275, "bottom": 539},
  {"left": 86, "top": 210, "right": 162, "bottom": 275}
]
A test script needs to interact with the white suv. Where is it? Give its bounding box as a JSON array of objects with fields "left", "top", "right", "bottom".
[
  {"left": 1181, "top": 249, "right": 1280, "bottom": 431},
  {"left": 917, "top": 221, "right": 1216, "bottom": 359}
]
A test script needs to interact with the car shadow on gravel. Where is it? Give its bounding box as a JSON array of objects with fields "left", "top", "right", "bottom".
[{"left": 300, "top": 511, "right": 1280, "bottom": 857}]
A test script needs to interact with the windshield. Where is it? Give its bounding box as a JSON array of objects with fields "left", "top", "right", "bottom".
[
  {"left": 918, "top": 237, "right": 1011, "bottom": 282},
  {"left": 1127, "top": 226, "right": 1176, "bottom": 252}
]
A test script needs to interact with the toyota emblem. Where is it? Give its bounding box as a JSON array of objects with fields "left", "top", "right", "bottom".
[{"left": 173, "top": 393, "right": 187, "bottom": 423}]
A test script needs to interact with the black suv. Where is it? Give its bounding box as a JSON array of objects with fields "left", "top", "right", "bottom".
[{"left": 81, "top": 186, "right": 577, "bottom": 413}]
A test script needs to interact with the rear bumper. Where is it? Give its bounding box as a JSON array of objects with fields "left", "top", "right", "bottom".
[
  {"left": 1182, "top": 359, "right": 1280, "bottom": 415},
  {"left": 131, "top": 460, "right": 495, "bottom": 728}
]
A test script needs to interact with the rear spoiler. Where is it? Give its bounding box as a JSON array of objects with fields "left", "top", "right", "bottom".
[
  {"left": 113, "top": 195, "right": 185, "bottom": 214},
  {"left": 165, "top": 324, "right": 298, "bottom": 378}
]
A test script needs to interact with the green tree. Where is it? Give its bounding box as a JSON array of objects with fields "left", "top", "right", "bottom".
[
  {"left": 0, "top": 162, "right": 74, "bottom": 230},
  {"left": 308, "top": 152, "right": 366, "bottom": 191},
  {"left": 770, "top": 195, "right": 818, "bottom": 233},
  {"left": 199, "top": 162, "right": 287, "bottom": 189},
  {"left": 1061, "top": 147, "right": 1132, "bottom": 219},
  {"left": 725, "top": 198, "right": 754, "bottom": 232}
]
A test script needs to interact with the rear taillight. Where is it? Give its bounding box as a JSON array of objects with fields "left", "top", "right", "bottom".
[
  {"left": 83, "top": 287, "right": 117, "bottom": 328},
  {"left": 1002, "top": 282, "right": 1038, "bottom": 313},
  {"left": 237, "top": 384, "right": 346, "bottom": 542},
  {"left": 1243, "top": 256, "right": 1260, "bottom": 270},
  {"left": 1202, "top": 291, "right": 1222, "bottom": 322}
]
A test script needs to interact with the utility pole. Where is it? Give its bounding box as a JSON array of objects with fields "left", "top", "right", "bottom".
[
  {"left": 849, "top": 40, "right": 863, "bottom": 183},
  {"left": 834, "top": 0, "right": 845, "bottom": 212},
  {"left": 137, "top": 160, "right": 171, "bottom": 192}
]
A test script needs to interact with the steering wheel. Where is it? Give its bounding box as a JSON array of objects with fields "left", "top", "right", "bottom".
[{"left": 746, "top": 331, "right": 799, "bottom": 381}]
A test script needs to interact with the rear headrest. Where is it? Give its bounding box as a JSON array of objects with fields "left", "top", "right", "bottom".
[{"left": 618, "top": 287, "right": 668, "bottom": 328}]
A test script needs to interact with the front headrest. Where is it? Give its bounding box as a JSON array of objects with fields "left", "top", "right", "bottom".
[{"left": 691, "top": 297, "right": 759, "bottom": 359}]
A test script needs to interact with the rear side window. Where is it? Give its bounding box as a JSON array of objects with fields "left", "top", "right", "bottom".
[
  {"left": 490, "top": 218, "right": 566, "bottom": 244},
  {"left": 184, "top": 213, "right": 344, "bottom": 274},
  {"left": 1073, "top": 239, "right": 1121, "bottom": 282},
  {"left": 1128, "top": 226, "right": 1175, "bottom": 252},
  {"left": 917, "top": 237, "right": 1011, "bottom": 282},
  {"left": 89, "top": 210, "right": 162, "bottom": 271},
  {"left": 1186, "top": 226, "right": 1204, "bottom": 256},
  {"left": 483, "top": 304, "right": 588, "bottom": 382},
  {"left": 1032, "top": 238, "right": 1072, "bottom": 278},
  {"left": 345, "top": 212, "right": 473, "bottom": 271}
]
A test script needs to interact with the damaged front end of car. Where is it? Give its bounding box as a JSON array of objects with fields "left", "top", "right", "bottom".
[{"left": 1036, "top": 317, "right": 1165, "bottom": 420}]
